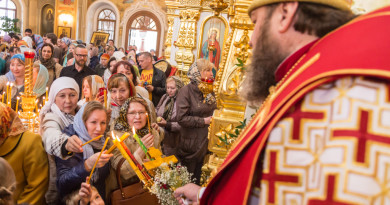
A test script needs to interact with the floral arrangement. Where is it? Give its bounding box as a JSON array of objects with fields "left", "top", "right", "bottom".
[{"left": 150, "top": 163, "right": 193, "bottom": 205}]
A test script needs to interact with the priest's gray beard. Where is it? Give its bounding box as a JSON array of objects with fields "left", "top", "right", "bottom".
[{"left": 239, "top": 20, "right": 288, "bottom": 106}]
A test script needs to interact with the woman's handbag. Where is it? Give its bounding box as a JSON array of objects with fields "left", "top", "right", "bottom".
[{"left": 110, "top": 158, "right": 159, "bottom": 205}]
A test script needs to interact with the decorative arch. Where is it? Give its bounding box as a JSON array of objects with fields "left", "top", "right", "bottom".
[
  {"left": 121, "top": 0, "right": 167, "bottom": 55},
  {"left": 85, "top": 0, "right": 120, "bottom": 46},
  {"left": 8, "top": 0, "right": 25, "bottom": 33}
]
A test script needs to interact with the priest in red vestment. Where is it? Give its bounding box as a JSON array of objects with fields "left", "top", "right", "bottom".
[{"left": 174, "top": 0, "right": 390, "bottom": 204}]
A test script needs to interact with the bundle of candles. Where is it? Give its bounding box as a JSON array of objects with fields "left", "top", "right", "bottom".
[{"left": 85, "top": 126, "right": 178, "bottom": 190}]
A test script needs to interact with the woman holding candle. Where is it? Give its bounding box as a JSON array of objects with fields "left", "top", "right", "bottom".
[
  {"left": 35, "top": 43, "right": 63, "bottom": 88},
  {"left": 155, "top": 76, "right": 184, "bottom": 157},
  {"left": 56, "top": 101, "right": 112, "bottom": 202},
  {"left": 176, "top": 59, "right": 217, "bottom": 184},
  {"left": 78, "top": 75, "right": 105, "bottom": 106},
  {"left": 107, "top": 97, "right": 162, "bottom": 192},
  {"left": 39, "top": 77, "right": 81, "bottom": 204},
  {"left": 0, "top": 102, "right": 49, "bottom": 204}
]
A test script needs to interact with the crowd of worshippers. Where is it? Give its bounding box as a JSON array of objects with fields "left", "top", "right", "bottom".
[{"left": 0, "top": 29, "right": 217, "bottom": 205}]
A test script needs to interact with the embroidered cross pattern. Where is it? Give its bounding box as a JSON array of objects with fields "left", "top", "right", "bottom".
[{"left": 332, "top": 110, "right": 390, "bottom": 163}]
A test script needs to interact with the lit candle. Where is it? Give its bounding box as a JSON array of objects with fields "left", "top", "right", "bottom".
[
  {"left": 15, "top": 97, "right": 19, "bottom": 113},
  {"left": 132, "top": 126, "right": 150, "bottom": 160},
  {"left": 45, "top": 87, "right": 48, "bottom": 100},
  {"left": 106, "top": 132, "right": 130, "bottom": 154},
  {"left": 42, "top": 97, "right": 46, "bottom": 106},
  {"left": 112, "top": 133, "right": 149, "bottom": 183},
  {"left": 103, "top": 89, "right": 107, "bottom": 108},
  {"left": 87, "top": 136, "right": 110, "bottom": 184}
]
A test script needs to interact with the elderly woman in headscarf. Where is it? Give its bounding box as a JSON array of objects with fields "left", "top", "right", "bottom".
[
  {"left": 39, "top": 77, "right": 80, "bottom": 204},
  {"left": 22, "top": 36, "right": 33, "bottom": 48},
  {"left": 0, "top": 103, "right": 49, "bottom": 205},
  {"left": 56, "top": 101, "right": 112, "bottom": 203},
  {"left": 60, "top": 37, "right": 72, "bottom": 66},
  {"left": 35, "top": 43, "right": 63, "bottom": 88},
  {"left": 107, "top": 97, "right": 163, "bottom": 193},
  {"left": 78, "top": 75, "right": 105, "bottom": 106},
  {"left": 155, "top": 76, "right": 184, "bottom": 156},
  {"left": 175, "top": 58, "right": 217, "bottom": 184}
]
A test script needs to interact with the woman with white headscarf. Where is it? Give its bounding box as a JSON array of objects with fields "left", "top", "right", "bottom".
[{"left": 39, "top": 77, "right": 80, "bottom": 204}]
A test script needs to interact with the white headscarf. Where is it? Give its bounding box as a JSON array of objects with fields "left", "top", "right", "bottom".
[
  {"left": 33, "top": 64, "right": 49, "bottom": 96},
  {"left": 39, "top": 77, "right": 80, "bottom": 127},
  {"left": 22, "top": 36, "right": 33, "bottom": 48}
]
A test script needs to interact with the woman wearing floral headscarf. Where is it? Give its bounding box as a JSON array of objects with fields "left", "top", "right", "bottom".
[
  {"left": 56, "top": 101, "right": 111, "bottom": 202},
  {"left": 0, "top": 102, "right": 49, "bottom": 204},
  {"left": 175, "top": 58, "right": 217, "bottom": 184},
  {"left": 107, "top": 97, "right": 162, "bottom": 191},
  {"left": 34, "top": 34, "right": 44, "bottom": 58},
  {"left": 155, "top": 76, "right": 184, "bottom": 156}
]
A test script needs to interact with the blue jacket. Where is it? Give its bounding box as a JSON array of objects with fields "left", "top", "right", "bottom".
[{"left": 55, "top": 125, "right": 110, "bottom": 200}]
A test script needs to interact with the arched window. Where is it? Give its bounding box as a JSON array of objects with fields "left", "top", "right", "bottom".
[
  {"left": 0, "top": 0, "right": 16, "bottom": 35},
  {"left": 126, "top": 13, "right": 160, "bottom": 54},
  {"left": 97, "top": 9, "right": 116, "bottom": 40}
]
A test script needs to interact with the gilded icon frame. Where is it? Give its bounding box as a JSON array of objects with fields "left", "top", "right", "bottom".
[
  {"left": 197, "top": 16, "right": 229, "bottom": 70},
  {"left": 90, "top": 31, "right": 110, "bottom": 46}
]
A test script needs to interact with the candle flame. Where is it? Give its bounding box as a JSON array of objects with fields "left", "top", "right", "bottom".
[
  {"left": 6, "top": 82, "right": 9, "bottom": 86},
  {"left": 17, "top": 97, "right": 20, "bottom": 100},
  {"left": 132, "top": 126, "right": 136, "bottom": 134}
]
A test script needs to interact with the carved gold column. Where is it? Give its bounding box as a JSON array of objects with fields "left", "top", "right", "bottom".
[
  {"left": 174, "top": 10, "right": 187, "bottom": 80},
  {"left": 174, "top": 9, "right": 199, "bottom": 84},
  {"left": 164, "top": 4, "right": 178, "bottom": 62},
  {"left": 182, "top": 10, "right": 199, "bottom": 84},
  {"left": 201, "top": 0, "right": 254, "bottom": 185}
]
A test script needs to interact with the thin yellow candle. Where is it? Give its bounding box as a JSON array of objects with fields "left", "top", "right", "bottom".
[
  {"left": 8, "top": 83, "right": 13, "bottom": 106},
  {"left": 112, "top": 133, "right": 147, "bottom": 183},
  {"left": 35, "top": 100, "right": 38, "bottom": 112},
  {"left": 42, "top": 97, "right": 46, "bottom": 106},
  {"left": 2, "top": 91, "right": 4, "bottom": 103},
  {"left": 81, "top": 135, "right": 103, "bottom": 146},
  {"left": 106, "top": 132, "right": 130, "bottom": 154},
  {"left": 87, "top": 136, "right": 110, "bottom": 184},
  {"left": 6, "top": 82, "right": 9, "bottom": 105},
  {"left": 146, "top": 113, "right": 151, "bottom": 133},
  {"left": 45, "top": 87, "right": 48, "bottom": 99},
  {"left": 103, "top": 89, "right": 107, "bottom": 108},
  {"left": 15, "top": 97, "right": 19, "bottom": 113}
]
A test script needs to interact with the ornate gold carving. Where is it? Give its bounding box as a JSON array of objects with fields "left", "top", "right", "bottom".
[
  {"left": 164, "top": 16, "right": 175, "bottom": 61},
  {"left": 209, "top": 0, "right": 228, "bottom": 15},
  {"left": 233, "top": 29, "right": 251, "bottom": 64},
  {"left": 174, "top": 10, "right": 200, "bottom": 83}
]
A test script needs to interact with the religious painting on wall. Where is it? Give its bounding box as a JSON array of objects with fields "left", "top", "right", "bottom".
[
  {"left": 58, "top": 26, "right": 71, "bottom": 38},
  {"left": 90, "top": 31, "right": 110, "bottom": 46},
  {"left": 41, "top": 4, "right": 55, "bottom": 35},
  {"left": 198, "top": 16, "right": 228, "bottom": 77}
]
